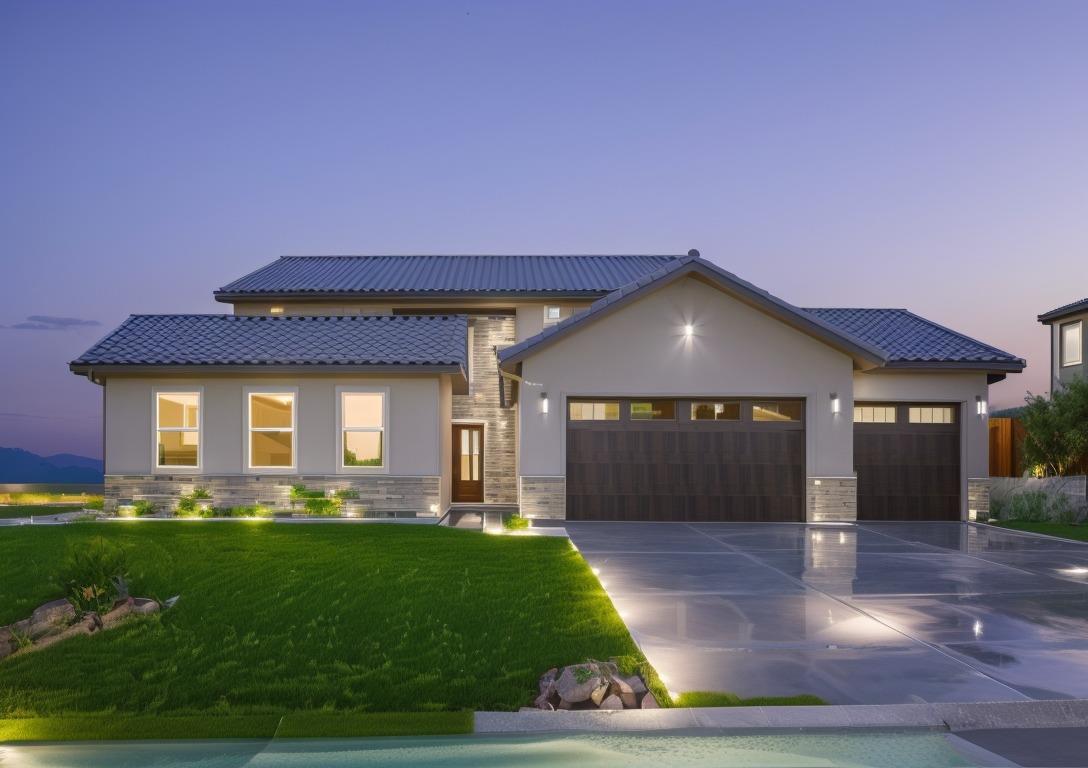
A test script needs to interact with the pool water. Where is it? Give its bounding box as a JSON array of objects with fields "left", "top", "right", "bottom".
[{"left": 0, "top": 731, "right": 978, "bottom": 767}]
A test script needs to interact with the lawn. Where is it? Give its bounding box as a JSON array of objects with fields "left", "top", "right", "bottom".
[
  {"left": 0, "top": 504, "right": 86, "bottom": 520},
  {"left": 993, "top": 520, "right": 1088, "bottom": 542},
  {"left": 0, "top": 523, "right": 659, "bottom": 733}
]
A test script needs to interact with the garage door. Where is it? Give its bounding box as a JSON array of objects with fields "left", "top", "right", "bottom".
[
  {"left": 566, "top": 398, "right": 805, "bottom": 522},
  {"left": 854, "top": 403, "right": 961, "bottom": 521}
]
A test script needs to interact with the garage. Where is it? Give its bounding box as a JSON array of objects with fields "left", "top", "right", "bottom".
[
  {"left": 854, "top": 403, "right": 961, "bottom": 521},
  {"left": 565, "top": 397, "right": 805, "bottom": 522}
]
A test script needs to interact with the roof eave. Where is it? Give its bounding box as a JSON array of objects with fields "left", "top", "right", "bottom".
[
  {"left": 213, "top": 290, "right": 614, "bottom": 303},
  {"left": 1038, "top": 304, "right": 1088, "bottom": 324},
  {"left": 875, "top": 360, "right": 1027, "bottom": 374},
  {"left": 70, "top": 362, "right": 466, "bottom": 379}
]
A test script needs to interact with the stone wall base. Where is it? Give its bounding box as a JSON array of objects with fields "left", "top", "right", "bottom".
[
  {"left": 807, "top": 477, "right": 857, "bottom": 522},
  {"left": 967, "top": 478, "right": 991, "bottom": 521},
  {"left": 105, "top": 474, "right": 441, "bottom": 517},
  {"left": 519, "top": 476, "right": 565, "bottom": 519}
]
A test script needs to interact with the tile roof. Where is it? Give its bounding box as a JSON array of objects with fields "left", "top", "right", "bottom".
[
  {"left": 215, "top": 255, "right": 681, "bottom": 298},
  {"left": 803, "top": 308, "right": 1024, "bottom": 366},
  {"left": 1038, "top": 298, "right": 1088, "bottom": 323},
  {"left": 70, "top": 314, "right": 467, "bottom": 369}
]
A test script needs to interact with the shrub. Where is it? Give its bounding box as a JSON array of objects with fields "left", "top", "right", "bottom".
[
  {"left": 998, "top": 489, "right": 1079, "bottom": 523},
  {"left": 290, "top": 484, "right": 326, "bottom": 502},
  {"left": 503, "top": 514, "right": 530, "bottom": 531},
  {"left": 290, "top": 484, "right": 346, "bottom": 515},
  {"left": 85, "top": 496, "right": 105, "bottom": 511},
  {"left": 213, "top": 505, "right": 273, "bottom": 518},
  {"left": 1021, "top": 377, "right": 1088, "bottom": 476},
  {"left": 177, "top": 489, "right": 213, "bottom": 517},
  {"left": 58, "top": 537, "right": 130, "bottom": 616},
  {"left": 304, "top": 497, "right": 342, "bottom": 516},
  {"left": 130, "top": 500, "right": 157, "bottom": 517},
  {"left": 333, "top": 489, "right": 359, "bottom": 500}
]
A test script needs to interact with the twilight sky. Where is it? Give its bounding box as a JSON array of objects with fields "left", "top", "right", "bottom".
[{"left": 2, "top": 0, "right": 1086, "bottom": 459}]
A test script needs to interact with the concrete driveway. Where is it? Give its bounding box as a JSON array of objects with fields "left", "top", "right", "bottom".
[{"left": 563, "top": 521, "right": 1088, "bottom": 704}]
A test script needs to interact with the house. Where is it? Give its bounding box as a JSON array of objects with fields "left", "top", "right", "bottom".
[
  {"left": 71, "top": 251, "right": 1024, "bottom": 522},
  {"left": 1038, "top": 298, "right": 1087, "bottom": 394}
]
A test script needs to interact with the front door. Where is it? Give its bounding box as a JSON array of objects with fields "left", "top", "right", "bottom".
[{"left": 452, "top": 424, "right": 484, "bottom": 503}]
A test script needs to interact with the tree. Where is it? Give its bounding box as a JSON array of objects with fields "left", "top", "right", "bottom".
[{"left": 1021, "top": 377, "right": 1088, "bottom": 476}]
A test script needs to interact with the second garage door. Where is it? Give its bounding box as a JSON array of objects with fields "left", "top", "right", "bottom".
[
  {"left": 566, "top": 398, "right": 805, "bottom": 522},
  {"left": 854, "top": 403, "right": 961, "bottom": 521}
]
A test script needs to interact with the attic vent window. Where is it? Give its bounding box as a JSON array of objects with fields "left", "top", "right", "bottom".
[
  {"left": 270, "top": 306, "right": 285, "bottom": 315},
  {"left": 544, "top": 305, "right": 561, "bottom": 326}
]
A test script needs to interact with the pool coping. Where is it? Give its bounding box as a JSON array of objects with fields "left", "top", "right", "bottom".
[{"left": 475, "top": 698, "right": 1088, "bottom": 734}]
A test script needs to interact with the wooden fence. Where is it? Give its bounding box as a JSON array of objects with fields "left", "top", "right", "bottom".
[{"left": 989, "top": 417, "right": 1025, "bottom": 478}]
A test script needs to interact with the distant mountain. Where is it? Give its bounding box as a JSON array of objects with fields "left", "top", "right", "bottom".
[{"left": 0, "top": 447, "right": 103, "bottom": 483}]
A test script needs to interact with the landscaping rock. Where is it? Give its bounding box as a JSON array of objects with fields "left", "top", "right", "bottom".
[
  {"left": 599, "top": 694, "right": 624, "bottom": 710},
  {"left": 28, "top": 599, "right": 75, "bottom": 636},
  {"left": 0, "top": 628, "right": 14, "bottom": 660},
  {"left": 132, "top": 598, "right": 160, "bottom": 615},
  {"left": 589, "top": 681, "right": 610, "bottom": 707},
  {"left": 532, "top": 693, "right": 555, "bottom": 710},
  {"left": 555, "top": 664, "right": 601, "bottom": 703},
  {"left": 640, "top": 692, "right": 660, "bottom": 709},
  {"left": 31, "top": 616, "right": 95, "bottom": 652},
  {"left": 622, "top": 674, "right": 648, "bottom": 695},
  {"left": 99, "top": 598, "right": 134, "bottom": 629},
  {"left": 611, "top": 677, "right": 638, "bottom": 709}
]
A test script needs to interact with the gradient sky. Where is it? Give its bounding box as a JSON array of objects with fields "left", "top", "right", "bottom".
[{"left": 2, "top": 0, "right": 1086, "bottom": 459}]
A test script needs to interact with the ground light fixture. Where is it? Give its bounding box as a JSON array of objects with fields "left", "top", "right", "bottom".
[{"left": 540, "top": 392, "right": 549, "bottom": 414}]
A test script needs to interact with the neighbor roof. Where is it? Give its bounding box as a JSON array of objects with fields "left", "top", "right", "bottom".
[
  {"left": 70, "top": 314, "right": 468, "bottom": 375},
  {"left": 1038, "top": 298, "right": 1088, "bottom": 324},
  {"left": 804, "top": 308, "right": 1025, "bottom": 370},
  {"left": 214, "top": 255, "right": 681, "bottom": 300}
]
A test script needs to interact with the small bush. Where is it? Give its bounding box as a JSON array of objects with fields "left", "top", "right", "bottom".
[
  {"left": 334, "top": 489, "right": 359, "bottom": 500},
  {"left": 177, "top": 489, "right": 214, "bottom": 517},
  {"left": 290, "top": 484, "right": 326, "bottom": 502},
  {"left": 304, "top": 497, "right": 342, "bottom": 516},
  {"left": 997, "top": 489, "right": 1080, "bottom": 523},
  {"left": 85, "top": 497, "right": 104, "bottom": 511},
  {"left": 128, "top": 500, "right": 157, "bottom": 517},
  {"left": 58, "top": 537, "right": 130, "bottom": 616},
  {"left": 213, "top": 505, "right": 273, "bottom": 518},
  {"left": 503, "top": 514, "right": 530, "bottom": 531}
]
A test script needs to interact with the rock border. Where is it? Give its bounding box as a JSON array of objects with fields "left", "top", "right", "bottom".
[{"left": 0, "top": 596, "right": 161, "bottom": 661}]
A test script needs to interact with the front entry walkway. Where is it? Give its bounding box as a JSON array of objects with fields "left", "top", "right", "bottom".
[{"left": 561, "top": 521, "right": 1088, "bottom": 704}]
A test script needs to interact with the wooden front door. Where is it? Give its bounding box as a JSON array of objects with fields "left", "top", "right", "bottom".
[{"left": 452, "top": 424, "right": 484, "bottom": 503}]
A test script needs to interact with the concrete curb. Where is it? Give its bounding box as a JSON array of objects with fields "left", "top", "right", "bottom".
[{"left": 475, "top": 699, "right": 1088, "bottom": 734}]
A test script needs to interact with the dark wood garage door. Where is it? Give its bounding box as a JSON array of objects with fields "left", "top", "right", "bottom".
[
  {"left": 566, "top": 398, "right": 805, "bottom": 522},
  {"left": 854, "top": 403, "right": 961, "bottom": 521}
]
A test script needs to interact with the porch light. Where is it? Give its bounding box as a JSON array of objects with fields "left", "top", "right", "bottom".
[
  {"left": 540, "top": 392, "right": 549, "bottom": 414},
  {"left": 684, "top": 324, "right": 694, "bottom": 338},
  {"left": 830, "top": 392, "right": 840, "bottom": 415},
  {"left": 976, "top": 396, "right": 987, "bottom": 416},
  {"left": 429, "top": 503, "right": 439, "bottom": 514}
]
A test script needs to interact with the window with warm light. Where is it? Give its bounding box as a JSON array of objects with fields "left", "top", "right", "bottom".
[
  {"left": 1061, "top": 321, "right": 1082, "bottom": 366},
  {"left": 569, "top": 401, "right": 620, "bottom": 421},
  {"left": 269, "top": 306, "right": 285, "bottom": 314},
  {"left": 752, "top": 400, "right": 802, "bottom": 422},
  {"left": 691, "top": 401, "right": 740, "bottom": 420},
  {"left": 630, "top": 400, "right": 676, "bottom": 420},
  {"left": 248, "top": 392, "right": 295, "bottom": 468},
  {"left": 341, "top": 391, "right": 385, "bottom": 468},
  {"left": 908, "top": 406, "right": 954, "bottom": 424},
  {"left": 854, "top": 405, "right": 897, "bottom": 423},
  {"left": 544, "top": 305, "right": 562, "bottom": 325},
  {"left": 156, "top": 392, "right": 200, "bottom": 467}
]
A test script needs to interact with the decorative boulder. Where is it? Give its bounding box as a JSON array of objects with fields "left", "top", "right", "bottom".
[
  {"left": 589, "top": 681, "right": 610, "bottom": 707},
  {"left": 599, "top": 694, "right": 624, "bottom": 710},
  {"left": 622, "top": 674, "right": 648, "bottom": 695},
  {"left": 611, "top": 676, "right": 638, "bottom": 709},
  {"left": 28, "top": 599, "right": 75, "bottom": 637},
  {"left": 641, "top": 693, "right": 660, "bottom": 709},
  {"left": 556, "top": 664, "right": 602, "bottom": 703},
  {"left": 132, "top": 598, "right": 160, "bottom": 615}
]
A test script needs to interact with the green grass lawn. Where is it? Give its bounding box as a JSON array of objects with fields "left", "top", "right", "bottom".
[
  {"left": 0, "top": 504, "right": 86, "bottom": 520},
  {"left": 675, "top": 692, "right": 826, "bottom": 708},
  {"left": 0, "top": 523, "right": 659, "bottom": 735},
  {"left": 992, "top": 520, "right": 1088, "bottom": 542}
]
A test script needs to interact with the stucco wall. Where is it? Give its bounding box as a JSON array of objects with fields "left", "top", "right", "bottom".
[
  {"left": 104, "top": 375, "right": 443, "bottom": 477},
  {"left": 1052, "top": 311, "right": 1087, "bottom": 390},
  {"left": 517, "top": 276, "right": 858, "bottom": 478}
]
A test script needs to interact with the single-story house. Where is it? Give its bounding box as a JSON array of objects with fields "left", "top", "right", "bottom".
[
  {"left": 1038, "top": 298, "right": 1087, "bottom": 394},
  {"left": 72, "top": 251, "right": 1024, "bottom": 522}
]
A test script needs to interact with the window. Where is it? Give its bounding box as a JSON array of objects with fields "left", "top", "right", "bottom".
[
  {"left": 248, "top": 392, "right": 295, "bottom": 468},
  {"left": 569, "top": 401, "right": 620, "bottom": 421},
  {"left": 269, "top": 306, "right": 285, "bottom": 315},
  {"left": 544, "top": 305, "right": 562, "bottom": 325},
  {"left": 630, "top": 400, "right": 676, "bottom": 420},
  {"left": 909, "top": 406, "right": 954, "bottom": 424},
  {"left": 1062, "top": 321, "right": 1082, "bottom": 367},
  {"left": 341, "top": 391, "right": 385, "bottom": 468},
  {"left": 854, "top": 405, "right": 897, "bottom": 423},
  {"left": 156, "top": 392, "right": 200, "bottom": 468},
  {"left": 692, "top": 401, "right": 741, "bottom": 421},
  {"left": 752, "top": 400, "right": 803, "bottom": 422}
]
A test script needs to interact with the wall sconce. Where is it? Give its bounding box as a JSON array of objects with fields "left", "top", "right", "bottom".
[
  {"left": 684, "top": 324, "right": 694, "bottom": 338},
  {"left": 830, "top": 392, "right": 840, "bottom": 415},
  {"left": 976, "top": 396, "right": 987, "bottom": 416},
  {"left": 540, "top": 392, "right": 549, "bottom": 414}
]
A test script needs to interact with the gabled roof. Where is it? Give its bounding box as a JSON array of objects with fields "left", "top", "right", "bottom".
[
  {"left": 1038, "top": 298, "right": 1088, "bottom": 324},
  {"left": 804, "top": 308, "right": 1025, "bottom": 370},
  {"left": 215, "top": 255, "right": 681, "bottom": 300},
  {"left": 70, "top": 314, "right": 468, "bottom": 376},
  {"left": 498, "top": 255, "right": 890, "bottom": 371}
]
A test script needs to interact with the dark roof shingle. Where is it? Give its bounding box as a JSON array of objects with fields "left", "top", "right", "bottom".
[
  {"left": 215, "top": 255, "right": 680, "bottom": 297},
  {"left": 70, "top": 314, "right": 467, "bottom": 369},
  {"left": 803, "top": 308, "right": 1023, "bottom": 366},
  {"left": 1038, "top": 298, "right": 1088, "bottom": 323}
]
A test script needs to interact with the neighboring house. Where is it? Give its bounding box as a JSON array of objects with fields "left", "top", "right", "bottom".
[
  {"left": 71, "top": 251, "right": 1024, "bottom": 522},
  {"left": 1038, "top": 298, "right": 1087, "bottom": 393}
]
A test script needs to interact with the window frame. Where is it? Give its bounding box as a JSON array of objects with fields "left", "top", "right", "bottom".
[
  {"left": 152, "top": 387, "right": 203, "bottom": 472},
  {"left": 629, "top": 400, "right": 677, "bottom": 421},
  {"left": 244, "top": 386, "right": 298, "bottom": 473},
  {"left": 751, "top": 400, "right": 804, "bottom": 423},
  {"left": 568, "top": 400, "right": 621, "bottom": 421},
  {"left": 690, "top": 401, "right": 741, "bottom": 421},
  {"left": 907, "top": 405, "right": 956, "bottom": 425},
  {"left": 853, "top": 404, "right": 898, "bottom": 424},
  {"left": 543, "top": 305, "right": 562, "bottom": 326},
  {"left": 1061, "top": 320, "right": 1083, "bottom": 367},
  {"left": 336, "top": 386, "right": 390, "bottom": 474}
]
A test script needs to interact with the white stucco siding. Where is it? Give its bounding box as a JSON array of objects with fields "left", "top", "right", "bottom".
[
  {"left": 853, "top": 371, "right": 991, "bottom": 480},
  {"left": 103, "top": 375, "right": 442, "bottom": 476},
  {"left": 517, "top": 277, "right": 857, "bottom": 478}
]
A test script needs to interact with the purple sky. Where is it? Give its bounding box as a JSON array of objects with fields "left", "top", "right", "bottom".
[{"left": 3, "top": 1, "right": 1086, "bottom": 459}]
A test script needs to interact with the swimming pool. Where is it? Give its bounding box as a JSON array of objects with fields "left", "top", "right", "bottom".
[{"left": 0, "top": 730, "right": 982, "bottom": 767}]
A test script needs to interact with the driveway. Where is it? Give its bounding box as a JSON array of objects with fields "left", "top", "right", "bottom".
[{"left": 563, "top": 521, "right": 1088, "bottom": 704}]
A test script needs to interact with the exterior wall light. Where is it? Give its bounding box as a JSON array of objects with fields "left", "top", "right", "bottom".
[
  {"left": 976, "top": 396, "right": 987, "bottom": 416},
  {"left": 429, "top": 503, "right": 439, "bottom": 514},
  {"left": 540, "top": 392, "right": 549, "bottom": 414},
  {"left": 684, "top": 324, "right": 694, "bottom": 338},
  {"left": 830, "top": 392, "right": 840, "bottom": 415}
]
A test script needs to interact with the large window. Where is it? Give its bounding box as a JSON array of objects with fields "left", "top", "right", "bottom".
[
  {"left": 692, "top": 401, "right": 741, "bottom": 421},
  {"left": 249, "top": 392, "right": 295, "bottom": 468},
  {"left": 1062, "top": 321, "right": 1083, "bottom": 367},
  {"left": 854, "top": 405, "right": 897, "bottom": 423},
  {"left": 630, "top": 400, "right": 676, "bottom": 420},
  {"left": 341, "top": 391, "right": 385, "bottom": 469},
  {"left": 156, "top": 392, "right": 200, "bottom": 468},
  {"left": 753, "top": 400, "right": 803, "bottom": 422},
  {"left": 909, "top": 406, "right": 954, "bottom": 424},
  {"left": 569, "top": 401, "right": 620, "bottom": 421}
]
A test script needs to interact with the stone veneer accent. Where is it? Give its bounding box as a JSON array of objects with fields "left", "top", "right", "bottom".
[
  {"left": 967, "top": 477, "right": 991, "bottom": 521},
  {"left": 453, "top": 315, "right": 518, "bottom": 504},
  {"left": 104, "top": 474, "right": 440, "bottom": 517},
  {"left": 519, "top": 476, "right": 566, "bottom": 519},
  {"left": 807, "top": 477, "right": 857, "bottom": 522}
]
